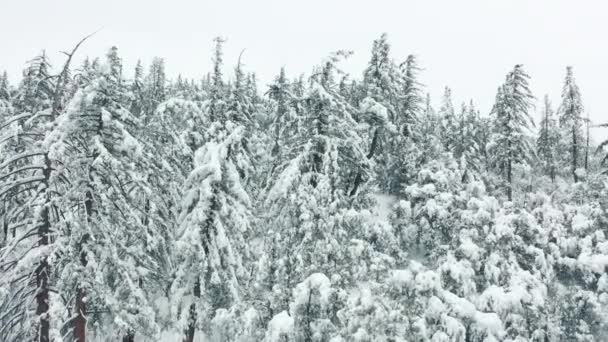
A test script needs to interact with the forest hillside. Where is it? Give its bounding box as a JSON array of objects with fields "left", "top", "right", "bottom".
[{"left": 1, "top": 34, "right": 607, "bottom": 341}]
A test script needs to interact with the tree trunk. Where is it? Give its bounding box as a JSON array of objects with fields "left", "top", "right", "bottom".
[
  {"left": 74, "top": 288, "right": 87, "bottom": 342},
  {"left": 183, "top": 304, "right": 196, "bottom": 342},
  {"left": 74, "top": 189, "right": 93, "bottom": 342},
  {"left": 507, "top": 158, "right": 512, "bottom": 201},
  {"left": 36, "top": 154, "right": 52, "bottom": 342},
  {"left": 572, "top": 127, "right": 579, "bottom": 182},
  {"left": 35, "top": 213, "right": 50, "bottom": 342},
  {"left": 585, "top": 119, "right": 590, "bottom": 171},
  {"left": 122, "top": 331, "right": 135, "bottom": 342},
  {"left": 183, "top": 277, "right": 201, "bottom": 342}
]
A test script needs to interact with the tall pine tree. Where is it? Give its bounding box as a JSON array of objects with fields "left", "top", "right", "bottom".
[
  {"left": 489, "top": 64, "right": 535, "bottom": 201},
  {"left": 558, "top": 66, "right": 584, "bottom": 182}
]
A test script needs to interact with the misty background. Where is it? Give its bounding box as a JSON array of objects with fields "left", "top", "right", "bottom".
[{"left": 1, "top": 0, "right": 606, "bottom": 138}]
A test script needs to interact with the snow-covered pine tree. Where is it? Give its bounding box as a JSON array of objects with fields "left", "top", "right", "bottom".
[
  {"left": 259, "top": 52, "right": 378, "bottom": 325},
  {"left": 0, "top": 37, "right": 89, "bottom": 342},
  {"left": 537, "top": 95, "right": 560, "bottom": 182},
  {"left": 396, "top": 54, "right": 422, "bottom": 138},
  {"left": 0, "top": 52, "right": 56, "bottom": 342},
  {"left": 0, "top": 71, "right": 10, "bottom": 102},
  {"left": 488, "top": 64, "right": 535, "bottom": 201},
  {"left": 390, "top": 54, "right": 424, "bottom": 193},
  {"left": 142, "top": 57, "right": 167, "bottom": 123},
  {"left": 453, "top": 101, "right": 482, "bottom": 180},
  {"left": 558, "top": 66, "right": 584, "bottom": 182},
  {"left": 438, "top": 86, "right": 457, "bottom": 152},
  {"left": 206, "top": 37, "right": 228, "bottom": 123},
  {"left": 267, "top": 67, "right": 300, "bottom": 177},
  {"left": 171, "top": 120, "right": 252, "bottom": 342},
  {"left": 361, "top": 33, "right": 400, "bottom": 193},
  {"left": 129, "top": 60, "right": 145, "bottom": 117},
  {"left": 226, "top": 53, "right": 253, "bottom": 126},
  {"left": 416, "top": 93, "right": 443, "bottom": 165},
  {"left": 0, "top": 71, "right": 11, "bottom": 136},
  {"left": 584, "top": 111, "right": 591, "bottom": 172},
  {"left": 49, "top": 46, "right": 162, "bottom": 341}
]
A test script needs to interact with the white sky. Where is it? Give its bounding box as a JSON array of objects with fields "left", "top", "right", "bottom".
[{"left": 1, "top": 0, "right": 607, "bottom": 138}]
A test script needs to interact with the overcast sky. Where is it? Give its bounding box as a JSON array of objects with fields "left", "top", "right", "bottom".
[{"left": 1, "top": 0, "right": 607, "bottom": 138}]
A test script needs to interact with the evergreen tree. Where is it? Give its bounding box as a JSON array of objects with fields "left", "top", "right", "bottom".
[
  {"left": 267, "top": 67, "right": 298, "bottom": 171},
  {"left": 0, "top": 52, "right": 56, "bottom": 342},
  {"left": 391, "top": 54, "right": 424, "bottom": 193},
  {"left": 536, "top": 95, "right": 559, "bottom": 182},
  {"left": 130, "top": 59, "right": 145, "bottom": 116},
  {"left": 226, "top": 53, "right": 253, "bottom": 125},
  {"left": 171, "top": 121, "right": 252, "bottom": 342},
  {"left": 14, "top": 51, "right": 53, "bottom": 114},
  {"left": 416, "top": 93, "right": 443, "bottom": 166},
  {"left": 397, "top": 54, "right": 422, "bottom": 137},
  {"left": 0, "top": 71, "right": 10, "bottom": 102},
  {"left": 259, "top": 52, "right": 373, "bottom": 320},
  {"left": 558, "top": 66, "right": 584, "bottom": 182},
  {"left": 207, "top": 37, "right": 227, "bottom": 123},
  {"left": 143, "top": 57, "right": 167, "bottom": 122},
  {"left": 438, "top": 86, "right": 457, "bottom": 152},
  {"left": 0, "top": 36, "right": 90, "bottom": 342},
  {"left": 51, "top": 46, "right": 162, "bottom": 341},
  {"left": 488, "top": 64, "right": 535, "bottom": 201},
  {"left": 361, "top": 33, "right": 400, "bottom": 193},
  {"left": 453, "top": 101, "right": 482, "bottom": 180}
]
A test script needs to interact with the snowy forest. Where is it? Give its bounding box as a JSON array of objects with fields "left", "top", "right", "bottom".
[{"left": 1, "top": 33, "right": 607, "bottom": 342}]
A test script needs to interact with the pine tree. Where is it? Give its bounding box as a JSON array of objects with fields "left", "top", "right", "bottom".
[
  {"left": 489, "top": 64, "right": 535, "bottom": 201},
  {"left": 438, "top": 86, "right": 457, "bottom": 152},
  {"left": 267, "top": 67, "right": 298, "bottom": 170},
  {"left": 391, "top": 54, "right": 424, "bottom": 193},
  {"left": 172, "top": 121, "right": 252, "bottom": 342},
  {"left": 584, "top": 112, "right": 590, "bottom": 172},
  {"left": 14, "top": 52, "right": 53, "bottom": 114},
  {"left": 558, "top": 66, "right": 584, "bottom": 182},
  {"left": 0, "top": 71, "right": 10, "bottom": 102},
  {"left": 0, "top": 51, "right": 58, "bottom": 342},
  {"left": 130, "top": 59, "right": 145, "bottom": 117},
  {"left": 452, "top": 101, "right": 482, "bottom": 179},
  {"left": 207, "top": 37, "right": 227, "bottom": 123},
  {"left": 50, "top": 46, "right": 162, "bottom": 341},
  {"left": 226, "top": 52, "right": 253, "bottom": 125},
  {"left": 416, "top": 93, "right": 443, "bottom": 166},
  {"left": 260, "top": 52, "right": 373, "bottom": 321},
  {"left": 0, "top": 36, "right": 90, "bottom": 342},
  {"left": 361, "top": 33, "right": 400, "bottom": 193},
  {"left": 143, "top": 57, "right": 167, "bottom": 122},
  {"left": 420, "top": 93, "right": 437, "bottom": 137},
  {"left": 536, "top": 95, "right": 559, "bottom": 182},
  {"left": 397, "top": 54, "right": 422, "bottom": 137}
]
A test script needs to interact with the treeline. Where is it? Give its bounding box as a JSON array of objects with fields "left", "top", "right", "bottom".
[{"left": 0, "top": 34, "right": 607, "bottom": 342}]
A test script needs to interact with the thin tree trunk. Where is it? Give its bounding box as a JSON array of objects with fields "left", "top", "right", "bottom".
[
  {"left": 74, "top": 188, "right": 93, "bottom": 342},
  {"left": 35, "top": 154, "right": 52, "bottom": 342},
  {"left": 74, "top": 288, "right": 87, "bottom": 342},
  {"left": 507, "top": 158, "right": 512, "bottom": 201},
  {"left": 585, "top": 116, "right": 590, "bottom": 171},
  {"left": 35, "top": 212, "right": 50, "bottom": 342},
  {"left": 183, "top": 278, "right": 201, "bottom": 342},
  {"left": 572, "top": 127, "right": 578, "bottom": 182}
]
